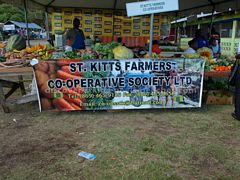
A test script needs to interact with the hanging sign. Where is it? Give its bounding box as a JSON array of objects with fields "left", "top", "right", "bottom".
[{"left": 126, "top": 0, "right": 179, "bottom": 17}]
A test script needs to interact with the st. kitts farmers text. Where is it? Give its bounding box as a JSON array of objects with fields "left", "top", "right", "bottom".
[{"left": 47, "top": 61, "right": 193, "bottom": 89}]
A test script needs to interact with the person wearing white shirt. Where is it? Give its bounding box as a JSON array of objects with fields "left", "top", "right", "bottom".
[{"left": 184, "top": 39, "right": 198, "bottom": 54}]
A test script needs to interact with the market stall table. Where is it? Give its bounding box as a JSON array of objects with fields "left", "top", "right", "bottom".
[
  {"left": 0, "top": 67, "right": 34, "bottom": 113},
  {"left": 204, "top": 71, "right": 231, "bottom": 77},
  {"left": 204, "top": 70, "right": 232, "bottom": 105}
]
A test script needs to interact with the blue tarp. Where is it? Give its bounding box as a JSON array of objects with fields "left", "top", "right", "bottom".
[{"left": 5, "top": 21, "right": 42, "bottom": 30}]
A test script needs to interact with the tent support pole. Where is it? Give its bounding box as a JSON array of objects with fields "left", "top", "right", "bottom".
[
  {"left": 174, "top": 12, "right": 178, "bottom": 44},
  {"left": 45, "top": 10, "right": 50, "bottom": 40},
  {"left": 208, "top": 0, "right": 215, "bottom": 38},
  {"left": 149, "top": 13, "right": 154, "bottom": 58},
  {"left": 112, "top": 0, "right": 117, "bottom": 41},
  {"left": 209, "top": 5, "right": 215, "bottom": 37},
  {"left": 23, "top": 0, "right": 30, "bottom": 47}
]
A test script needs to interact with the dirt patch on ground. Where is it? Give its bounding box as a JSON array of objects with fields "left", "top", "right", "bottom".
[{"left": 0, "top": 135, "right": 78, "bottom": 169}]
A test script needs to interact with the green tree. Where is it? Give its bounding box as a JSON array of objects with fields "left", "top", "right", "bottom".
[
  {"left": 0, "top": 4, "right": 25, "bottom": 22},
  {"left": 0, "top": 3, "right": 43, "bottom": 24}
]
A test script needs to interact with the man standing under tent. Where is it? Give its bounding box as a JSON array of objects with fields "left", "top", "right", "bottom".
[
  {"left": 193, "top": 29, "right": 208, "bottom": 49},
  {"left": 66, "top": 18, "right": 85, "bottom": 50},
  {"left": 232, "top": 54, "right": 240, "bottom": 121}
]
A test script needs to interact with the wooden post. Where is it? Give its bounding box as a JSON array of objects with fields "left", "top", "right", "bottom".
[
  {"left": 18, "top": 75, "right": 26, "bottom": 96},
  {"left": 0, "top": 81, "right": 10, "bottom": 113}
]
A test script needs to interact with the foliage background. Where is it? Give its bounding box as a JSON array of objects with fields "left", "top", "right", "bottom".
[{"left": 0, "top": 3, "right": 44, "bottom": 25}]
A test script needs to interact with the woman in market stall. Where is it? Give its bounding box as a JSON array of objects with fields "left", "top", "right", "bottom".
[
  {"left": 210, "top": 27, "right": 221, "bottom": 45},
  {"left": 232, "top": 54, "right": 240, "bottom": 121},
  {"left": 66, "top": 18, "right": 85, "bottom": 50},
  {"left": 208, "top": 37, "right": 221, "bottom": 58}
]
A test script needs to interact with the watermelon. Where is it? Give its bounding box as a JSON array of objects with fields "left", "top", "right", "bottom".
[{"left": 6, "top": 35, "right": 26, "bottom": 52}]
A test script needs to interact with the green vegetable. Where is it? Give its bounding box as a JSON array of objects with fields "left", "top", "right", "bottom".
[
  {"left": 0, "top": 56, "right": 6, "bottom": 62},
  {"left": 6, "top": 35, "right": 26, "bottom": 52},
  {"left": 93, "top": 42, "right": 120, "bottom": 60},
  {"left": 112, "top": 46, "right": 134, "bottom": 59}
]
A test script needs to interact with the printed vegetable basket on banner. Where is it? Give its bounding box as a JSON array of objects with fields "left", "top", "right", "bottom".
[{"left": 33, "top": 58, "right": 205, "bottom": 111}]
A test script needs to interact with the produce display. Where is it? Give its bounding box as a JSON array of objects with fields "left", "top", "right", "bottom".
[
  {"left": 0, "top": 43, "right": 6, "bottom": 48},
  {"left": 52, "top": 42, "right": 134, "bottom": 60},
  {"left": 1, "top": 38, "right": 235, "bottom": 74},
  {"left": 6, "top": 35, "right": 26, "bottom": 52},
  {"left": 93, "top": 42, "right": 119, "bottom": 59},
  {"left": 205, "top": 55, "right": 234, "bottom": 72},
  {"left": 113, "top": 45, "right": 134, "bottom": 59},
  {"left": 210, "top": 56, "right": 234, "bottom": 71},
  {"left": 197, "top": 47, "right": 213, "bottom": 60},
  {"left": 1, "top": 37, "right": 235, "bottom": 108},
  {"left": 5, "top": 44, "right": 52, "bottom": 61},
  {"left": 184, "top": 47, "right": 234, "bottom": 72}
]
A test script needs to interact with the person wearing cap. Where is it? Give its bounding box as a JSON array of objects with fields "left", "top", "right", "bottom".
[{"left": 66, "top": 18, "right": 85, "bottom": 50}]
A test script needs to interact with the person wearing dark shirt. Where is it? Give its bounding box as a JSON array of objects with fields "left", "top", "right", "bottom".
[
  {"left": 66, "top": 18, "right": 85, "bottom": 50},
  {"left": 232, "top": 54, "right": 240, "bottom": 121},
  {"left": 194, "top": 29, "right": 208, "bottom": 49}
]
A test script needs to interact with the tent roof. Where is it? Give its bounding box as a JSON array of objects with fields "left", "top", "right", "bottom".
[
  {"left": 5, "top": 21, "right": 42, "bottom": 29},
  {"left": 30, "top": 0, "right": 239, "bottom": 14},
  {"left": 171, "top": 11, "right": 221, "bottom": 24}
]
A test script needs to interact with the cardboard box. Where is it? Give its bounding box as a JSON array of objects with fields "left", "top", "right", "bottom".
[{"left": 206, "top": 90, "right": 233, "bottom": 105}]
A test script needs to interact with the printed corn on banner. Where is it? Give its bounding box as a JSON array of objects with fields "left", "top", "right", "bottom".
[{"left": 34, "top": 59, "right": 205, "bottom": 111}]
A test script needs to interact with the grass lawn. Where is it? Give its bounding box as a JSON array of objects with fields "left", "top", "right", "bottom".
[{"left": 0, "top": 103, "right": 240, "bottom": 179}]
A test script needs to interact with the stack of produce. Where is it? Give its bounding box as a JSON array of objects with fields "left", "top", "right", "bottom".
[
  {"left": 5, "top": 44, "right": 53, "bottom": 61},
  {"left": 51, "top": 50, "right": 96, "bottom": 60},
  {"left": 184, "top": 47, "right": 234, "bottom": 72},
  {"left": 197, "top": 47, "right": 213, "bottom": 61},
  {"left": 93, "top": 42, "right": 120, "bottom": 59},
  {"left": 112, "top": 45, "right": 134, "bottom": 59},
  {"left": 211, "top": 56, "right": 234, "bottom": 71},
  {"left": 0, "top": 43, "right": 6, "bottom": 48},
  {"left": 51, "top": 42, "right": 134, "bottom": 61},
  {"left": 0, "top": 43, "right": 6, "bottom": 61}
]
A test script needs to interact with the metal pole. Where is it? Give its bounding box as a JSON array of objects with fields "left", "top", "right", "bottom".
[
  {"left": 23, "top": 0, "right": 30, "bottom": 47},
  {"left": 209, "top": 4, "right": 215, "bottom": 38},
  {"left": 149, "top": 13, "right": 154, "bottom": 58},
  {"left": 45, "top": 10, "right": 50, "bottom": 40},
  {"left": 112, "top": 0, "right": 117, "bottom": 41},
  {"left": 174, "top": 12, "right": 178, "bottom": 44}
]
